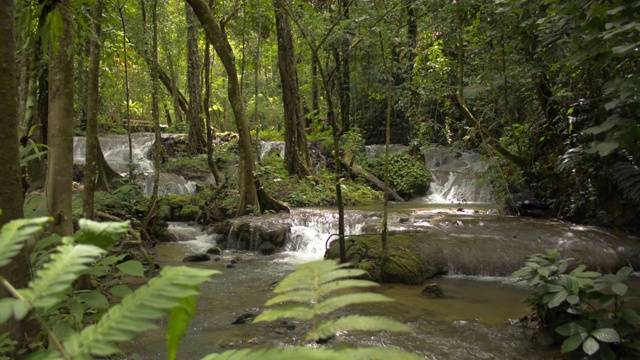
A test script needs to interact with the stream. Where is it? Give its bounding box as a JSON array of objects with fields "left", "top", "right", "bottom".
[
  {"left": 124, "top": 204, "right": 639, "bottom": 360},
  {"left": 77, "top": 136, "right": 637, "bottom": 358}
]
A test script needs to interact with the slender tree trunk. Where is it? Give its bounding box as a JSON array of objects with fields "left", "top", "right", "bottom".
[
  {"left": 0, "top": 1, "right": 32, "bottom": 348},
  {"left": 253, "top": 0, "right": 263, "bottom": 163},
  {"left": 274, "top": 0, "right": 313, "bottom": 178},
  {"left": 186, "top": 4, "right": 207, "bottom": 154},
  {"left": 84, "top": 0, "right": 104, "bottom": 220},
  {"left": 46, "top": 0, "right": 75, "bottom": 236},
  {"left": 337, "top": 0, "right": 351, "bottom": 133},
  {"left": 203, "top": 1, "right": 223, "bottom": 185},
  {"left": 118, "top": 4, "right": 134, "bottom": 180},
  {"left": 185, "top": 0, "right": 265, "bottom": 216},
  {"left": 168, "top": 57, "right": 183, "bottom": 123}
]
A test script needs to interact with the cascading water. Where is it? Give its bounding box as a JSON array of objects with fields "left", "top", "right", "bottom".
[
  {"left": 167, "top": 222, "right": 220, "bottom": 254},
  {"left": 259, "top": 140, "right": 285, "bottom": 159},
  {"left": 73, "top": 133, "right": 196, "bottom": 195},
  {"left": 421, "top": 146, "right": 493, "bottom": 203}
]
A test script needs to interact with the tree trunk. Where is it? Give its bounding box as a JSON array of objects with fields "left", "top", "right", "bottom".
[
  {"left": 274, "top": 0, "right": 313, "bottom": 178},
  {"left": 186, "top": 0, "right": 288, "bottom": 216},
  {"left": 46, "top": 0, "right": 75, "bottom": 236},
  {"left": 95, "top": 141, "right": 121, "bottom": 191},
  {"left": 0, "top": 0, "right": 31, "bottom": 350},
  {"left": 337, "top": 0, "right": 351, "bottom": 133},
  {"left": 186, "top": 4, "right": 206, "bottom": 155},
  {"left": 84, "top": 0, "right": 104, "bottom": 220},
  {"left": 168, "top": 57, "right": 183, "bottom": 123}
]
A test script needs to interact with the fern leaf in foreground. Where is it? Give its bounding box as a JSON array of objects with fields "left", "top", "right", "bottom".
[
  {"left": 24, "top": 238, "right": 105, "bottom": 310},
  {"left": 64, "top": 266, "right": 218, "bottom": 359},
  {"left": 254, "top": 259, "right": 412, "bottom": 342},
  {"left": 0, "top": 217, "right": 50, "bottom": 268},
  {"left": 201, "top": 346, "right": 423, "bottom": 360},
  {"left": 309, "top": 315, "right": 412, "bottom": 342}
]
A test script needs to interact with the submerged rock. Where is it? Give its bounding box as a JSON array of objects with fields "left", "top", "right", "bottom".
[
  {"left": 206, "top": 246, "right": 222, "bottom": 255},
  {"left": 182, "top": 254, "right": 210, "bottom": 262},
  {"left": 422, "top": 283, "right": 445, "bottom": 298}
]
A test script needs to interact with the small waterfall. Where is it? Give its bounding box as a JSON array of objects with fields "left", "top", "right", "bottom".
[
  {"left": 167, "top": 222, "right": 219, "bottom": 253},
  {"left": 284, "top": 209, "right": 373, "bottom": 263},
  {"left": 364, "top": 144, "right": 409, "bottom": 158},
  {"left": 422, "top": 147, "right": 493, "bottom": 204},
  {"left": 259, "top": 141, "right": 285, "bottom": 159},
  {"left": 73, "top": 133, "right": 195, "bottom": 195}
]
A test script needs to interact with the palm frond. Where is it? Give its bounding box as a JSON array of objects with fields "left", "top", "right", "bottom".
[
  {"left": 0, "top": 217, "right": 50, "bottom": 268},
  {"left": 64, "top": 266, "right": 218, "bottom": 359},
  {"left": 611, "top": 161, "right": 640, "bottom": 204}
]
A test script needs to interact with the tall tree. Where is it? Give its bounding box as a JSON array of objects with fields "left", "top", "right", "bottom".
[
  {"left": 185, "top": 0, "right": 288, "bottom": 216},
  {"left": 0, "top": 0, "right": 32, "bottom": 349},
  {"left": 46, "top": 0, "right": 75, "bottom": 236},
  {"left": 186, "top": 3, "right": 206, "bottom": 154},
  {"left": 274, "top": 0, "right": 313, "bottom": 178},
  {"left": 84, "top": 0, "right": 105, "bottom": 220}
]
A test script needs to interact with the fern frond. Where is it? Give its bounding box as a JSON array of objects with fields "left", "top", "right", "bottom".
[
  {"left": 273, "top": 261, "right": 366, "bottom": 293},
  {"left": 0, "top": 217, "right": 50, "bottom": 268},
  {"left": 612, "top": 161, "right": 640, "bottom": 204},
  {"left": 74, "top": 219, "right": 129, "bottom": 249},
  {"left": 167, "top": 294, "right": 197, "bottom": 360},
  {"left": 64, "top": 266, "right": 218, "bottom": 359},
  {"left": 24, "top": 239, "right": 105, "bottom": 309},
  {"left": 307, "top": 315, "right": 412, "bottom": 342},
  {"left": 314, "top": 293, "right": 394, "bottom": 315},
  {"left": 254, "top": 305, "right": 314, "bottom": 322},
  {"left": 201, "top": 346, "right": 423, "bottom": 360},
  {"left": 255, "top": 260, "right": 412, "bottom": 344}
]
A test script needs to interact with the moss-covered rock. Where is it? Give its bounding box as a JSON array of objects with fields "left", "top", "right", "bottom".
[{"left": 325, "top": 234, "right": 424, "bottom": 285}]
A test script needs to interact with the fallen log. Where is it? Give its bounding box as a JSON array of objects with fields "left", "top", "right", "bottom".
[{"left": 340, "top": 155, "right": 405, "bottom": 202}]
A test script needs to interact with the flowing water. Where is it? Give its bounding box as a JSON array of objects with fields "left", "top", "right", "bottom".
[
  {"left": 125, "top": 205, "right": 640, "bottom": 360},
  {"left": 73, "top": 134, "right": 196, "bottom": 195}
]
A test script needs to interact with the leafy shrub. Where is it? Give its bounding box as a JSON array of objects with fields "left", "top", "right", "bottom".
[
  {"left": 364, "top": 152, "right": 432, "bottom": 199},
  {"left": 513, "top": 249, "right": 640, "bottom": 359},
  {"left": 0, "top": 217, "right": 216, "bottom": 359},
  {"left": 163, "top": 155, "right": 211, "bottom": 181}
]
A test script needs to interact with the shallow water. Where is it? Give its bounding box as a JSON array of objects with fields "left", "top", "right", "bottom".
[
  {"left": 126, "top": 205, "right": 639, "bottom": 359},
  {"left": 127, "top": 242, "right": 557, "bottom": 359}
]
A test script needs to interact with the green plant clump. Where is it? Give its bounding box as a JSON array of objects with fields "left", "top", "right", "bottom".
[
  {"left": 364, "top": 152, "right": 431, "bottom": 199},
  {"left": 512, "top": 249, "right": 640, "bottom": 359}
]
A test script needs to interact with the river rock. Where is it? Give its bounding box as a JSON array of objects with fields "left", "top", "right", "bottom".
[
  {"left": 206, "top": 246, "right": 222, "bottom": 255},
  {"left": 223, "top": 218, "right": 290, "bottom": 253},
  {"left": 182, "top": 254, "right": 211, "bottom": 262}
]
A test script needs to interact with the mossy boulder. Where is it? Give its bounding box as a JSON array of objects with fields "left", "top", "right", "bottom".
[{"left": 325, "top": 234, "right": 424, "bottom": 285}]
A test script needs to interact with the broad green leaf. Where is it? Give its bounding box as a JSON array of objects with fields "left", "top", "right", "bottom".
[
  {"left": 611, "top": 283, "right": 627, "bottom": 296},
  {"left": 167, "top": 295, "right": 197, "bottom": 360},
  {"left": 547, "top": 289, "right": 568, "bottom": 308},
  {"left": 110, "top": 285, "right": 133, "bottom": 298},
  {"left": 555, "top": 322, "right": 587, "bottom": 337},
  {"left": 117, "top": 260, "right": 145, "bottom": 277},
  {"left": 582, "top": 336, "right": 600, "bottom": 355},
  {"left": 13, "top": 300, "right": 30, "bottom": 320},
  {"left": 621, "top": 307, "right": 640, "bottom": 325},
  {"left": 79, "top": 290, "right": 109, "bottom": 311},
  {"left": 561, "top": 334, "right": 584, "bottom": 353},
  {"left": 591, "top": 328, "right": 620, "bottom": 343},
  {"left": 67, "top": 297, "right": 84, "bottom": 323},
  {"left": 75, "top": 219, "right": 129, "bottom": 249},
  {"left": 0, "top": 298, "right": 14, "bottom": 324},
  {"left": 595, "top": 142, "right": 619, "bottom": 157},
  {"left": 565, "top": 294, "right": 580, "bottom": 305}
]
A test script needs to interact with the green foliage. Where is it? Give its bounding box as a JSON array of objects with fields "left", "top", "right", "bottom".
[
  {"left": 513, "top": 249, "right": 640, "bottom": 359},
  {"left": 0, "top": 217, "right": 217, "bottom": 359},
  {"left": 364, "top": 152, "right": 431, "bottom": 199},
  {"left": 202, "top": 346, "right": 420, "bottom": 360},
  {"left": 163, "top": 155, "right": 211, "bottom": 181}
]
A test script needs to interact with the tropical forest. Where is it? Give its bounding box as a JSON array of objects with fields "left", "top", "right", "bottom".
[{"left": 1, "top": 0, "right": 640, "bottom": 359}]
